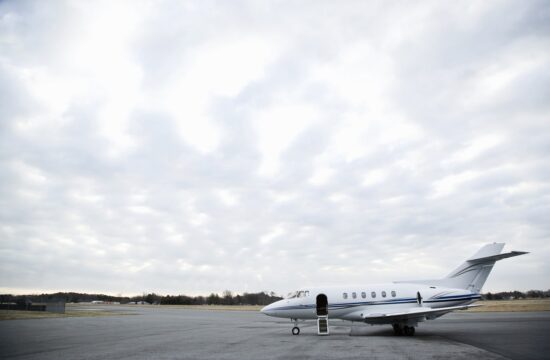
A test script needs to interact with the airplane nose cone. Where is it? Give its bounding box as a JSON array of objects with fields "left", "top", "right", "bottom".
[{"left": 260, "top": 302, "right": 275, "bottom": 316}]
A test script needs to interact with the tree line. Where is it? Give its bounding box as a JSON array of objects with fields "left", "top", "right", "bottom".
[
  {"left": 482, "top": 289, "right": 550, "bottom": 300},
  {"left": 1, "top": 289, "right": 548, "bottom": 305},
  {"left": 0, "top": 290, "right": 282, "bottom": 306}
]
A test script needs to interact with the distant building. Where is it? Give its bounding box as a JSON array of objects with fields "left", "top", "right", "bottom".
[{"left": 0, "top": 300, "right": 65, "bottom": 313}]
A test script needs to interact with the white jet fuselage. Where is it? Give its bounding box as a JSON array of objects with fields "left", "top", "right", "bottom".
[{"left": 261, "top": 283, "right": 480, "bottom": 323}]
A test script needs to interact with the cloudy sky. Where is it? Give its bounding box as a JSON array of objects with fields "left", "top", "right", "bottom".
[{"left": 1, "top": 0, "right": 549, "bottom": 297}]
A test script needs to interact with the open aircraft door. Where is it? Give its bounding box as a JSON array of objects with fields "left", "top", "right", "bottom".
[{"left": 316, "top": 294, "right": 329, "bottom": 335}]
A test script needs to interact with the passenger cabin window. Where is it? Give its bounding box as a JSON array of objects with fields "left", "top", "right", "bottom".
[
  {"left": 382, "top": 291, "right": 387, "bottom": 298},
  {"left": 343, "top": 292, "right": 348, "bottom": 299},
  {"left": 391, "top": 290, "right": 396, "bottom": 297},
  {"left": 361, "top": 292, "right": 366, "bottom": 299},
  {"left": 352, "top": 292, "right": 357, "bottom": 299},
  {"left": 371, "top": 291, "right": 376, "bottom": 298}
]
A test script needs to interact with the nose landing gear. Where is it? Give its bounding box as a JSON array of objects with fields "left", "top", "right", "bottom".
[{"left": 291, "top": 318, "right": 300, "bottom": 335}]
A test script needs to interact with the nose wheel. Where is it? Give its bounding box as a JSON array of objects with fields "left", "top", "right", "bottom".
[{"left": 291, "top": 318, "right": 300, "bottom": 335}]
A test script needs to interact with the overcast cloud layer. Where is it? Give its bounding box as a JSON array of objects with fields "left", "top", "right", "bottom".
[{"left": 1, "top": 0, "right": 549, "bottom": 296}]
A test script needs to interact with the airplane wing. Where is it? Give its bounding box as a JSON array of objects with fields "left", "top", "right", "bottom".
[{"left": 359, "top": 304, "right": 481, "bottom": 324}]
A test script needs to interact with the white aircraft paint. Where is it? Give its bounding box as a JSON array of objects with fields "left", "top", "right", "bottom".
[{"left": 261, "top": 243, "right": 527, "bottom": 336}]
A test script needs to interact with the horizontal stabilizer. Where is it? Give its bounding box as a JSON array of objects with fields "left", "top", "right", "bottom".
[{"left": 467, "top": 251, "right": 529, "bottom": 264}]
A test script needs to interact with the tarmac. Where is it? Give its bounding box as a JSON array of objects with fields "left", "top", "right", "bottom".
[{"left": 0, "top": 305, "right": 548, "bottom": 360}]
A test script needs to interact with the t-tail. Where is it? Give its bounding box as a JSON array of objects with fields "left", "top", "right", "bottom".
[{"left": 398, "top": 243, "right": 528, "bottom": 293}]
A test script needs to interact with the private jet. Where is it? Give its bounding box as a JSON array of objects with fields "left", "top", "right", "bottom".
[{"left": 261, "top": 243, "right": 527, "bottom": 336}]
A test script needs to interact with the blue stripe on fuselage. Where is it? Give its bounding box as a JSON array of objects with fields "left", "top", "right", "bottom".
[{"left": 268, "top": 295, "right": 480, "bottom": 312}]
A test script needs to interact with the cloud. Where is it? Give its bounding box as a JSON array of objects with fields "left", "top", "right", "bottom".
[{"left": 0, "top": 0, "right": 549, "bottom": 296}]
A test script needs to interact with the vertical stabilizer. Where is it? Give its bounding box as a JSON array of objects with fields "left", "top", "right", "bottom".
[
  {"left": 397, "top": 243, "right": 528, "bottom": 292},
  {"left": 442, "top": 243, "right": 527, "bottom": 292},
  {"left": 444, "top": 243, "right": 503, "bottom": 292}
]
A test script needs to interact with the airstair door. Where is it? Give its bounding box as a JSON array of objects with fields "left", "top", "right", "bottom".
[
  {"left": 316, "top": 294, "right": 329, "bottom": 335},
  {"left": 316, "top": 294, "right": 328, "bottom": 316}
]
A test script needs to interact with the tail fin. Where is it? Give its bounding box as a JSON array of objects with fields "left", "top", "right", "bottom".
[
  {"left": 444, "top": 243, "right": 527, "bottom": 292},
  {"left": 397, "top": 243, "right": 528, "bottom": 293}
]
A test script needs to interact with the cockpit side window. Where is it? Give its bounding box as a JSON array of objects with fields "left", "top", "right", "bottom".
[{"left": 288, "top": 290, "right": 310, "bottom": 298}]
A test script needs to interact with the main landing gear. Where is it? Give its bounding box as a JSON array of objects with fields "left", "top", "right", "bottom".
[
  {"left": 392, "top": 323, "right": 415, "bottom": 336},
  {"left": 291, "top": 318, "right": 300, "bottom": 335}
]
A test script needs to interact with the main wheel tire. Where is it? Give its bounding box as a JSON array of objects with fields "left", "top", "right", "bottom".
[
  {"left": 392, "top": 324, "right": 403, "bottom": 336},
  {"left": 292, "top": 327, "right": 300, "bottom": 335},
  {"left": 404, "top": 326, "right": 415, "bottom": 336}
]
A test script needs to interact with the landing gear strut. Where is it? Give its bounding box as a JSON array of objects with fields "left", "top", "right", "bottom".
[{"left": 392, "top": 323, "right": 415, "bottom": 336}]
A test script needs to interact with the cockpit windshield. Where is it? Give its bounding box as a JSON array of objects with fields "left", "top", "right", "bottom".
[{"left": 286, "top": 290, "right": 310, "bottom": 299}]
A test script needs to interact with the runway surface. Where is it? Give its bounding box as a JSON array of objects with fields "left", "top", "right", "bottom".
[{"left": 0, "top": 305, "right": 548, "bottom": 360}]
